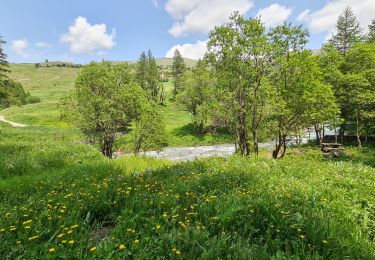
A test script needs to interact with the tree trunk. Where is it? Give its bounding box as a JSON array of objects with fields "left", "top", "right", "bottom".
[
  {"left": 253, "top": 130, "right": 259, "bottom": 157},
  {"left": 100, "top": 135, "right": 114, "bottom": 158},
  {"left": 356, "top": 109, "right": 362, "bottom": 148},
  {"left": 238, "top": 127, "right": 250, "bottom": 156},
  {"left": 314, "top": 124, "right": 322, "bottom": 145},
  {"left": 339, "top": 120, "right": 346, "bottom": 144}
]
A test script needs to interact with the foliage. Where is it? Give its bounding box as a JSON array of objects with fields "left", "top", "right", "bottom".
[
  {"left": 132, "top": 102, "right": 167, "bottom": 153},
  {"left": 207, "top": 13, "right": 274, "bottom": 156},
  {"left": 172, "top": 49, "right": 187, "bottom": 98},
  {"left": 368, "top": 19, "right": 375, "bottom": 43},
  {"left": 60, "top": 62, "right": 146, "bottom": 158},
  {"left": 177, "top": 60, "right": 216, "bottom": 134},
  {"left": 328, "top": 6, "right": 363, "bottom": 55},
  {"left": 0, "top": 35, "right": 9, "bottom": 79},
  {"left": 136, "top": 50, "right": 163, "bottom": 103}
]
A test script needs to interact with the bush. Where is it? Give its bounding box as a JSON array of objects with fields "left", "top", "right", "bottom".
[{"left": 25, "top": 93, "right": 41, "bottom": 104}]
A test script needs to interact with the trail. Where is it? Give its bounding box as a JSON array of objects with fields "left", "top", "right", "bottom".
[{"left": 0, "top": 116, "right": 27, "bottom": 127}]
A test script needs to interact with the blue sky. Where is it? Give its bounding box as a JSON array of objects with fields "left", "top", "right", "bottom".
[{"left": 1, "top": 0, "right": 374, "bottom": 63}]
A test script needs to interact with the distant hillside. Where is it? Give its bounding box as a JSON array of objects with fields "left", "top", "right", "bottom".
[
  {"left": 124, "top": 57, "right": 198, "bottom": 69},
  {"left": 155, "top": 58, "right": 198, "bottom": 69}
]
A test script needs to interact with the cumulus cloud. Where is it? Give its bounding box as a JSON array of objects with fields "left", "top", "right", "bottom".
[
  {"left": 297, "top": 0, "right": 375, "bottom": 33},
  {"left": 11, "top": 39, "right": 29, "bottom": 57},
  {"left": 61, "top": 16, "right": 116, "bottom": 54},
  {"left": 35, "top": 42, "right": 49, "bottom": 48},
  {"left": 256, "top": 4, "right": 292, "bottom": 27},
  {"left": 165, "top": 0, "right": 254, "bottom": 37},
  {"left": 165, "top": 40, "right": 208, "bottom": 59}
]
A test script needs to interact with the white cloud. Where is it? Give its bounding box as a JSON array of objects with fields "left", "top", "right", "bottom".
[
  {"left": 256, "top": 4, "right": 292, "bottom": 27},
  {"left": 165, "top": 0, "right": 254, "bottom": 37},
  {"left": 35, "top": 42, "right": 49, "bottom": 48},
  {"left": 297, "top": 0, "right": 375, "bottom": 34},
  {"left": 11, "top": 39, "right": 29, "bottom": 57},
  {"left": 61, "top": 16, "right": 116, "bottom": 54},
  {"left": 165, "top": 40, "right": 208, "bottom": 59}
]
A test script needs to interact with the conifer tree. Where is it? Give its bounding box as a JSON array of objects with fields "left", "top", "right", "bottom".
[
  {"left": 0, "top": 35, "right": 10, "bottom": 79},
  {"left": 329, "top": 7, "right": 363, "bottom": 55},
  {"left": 172, "top": 49, "right": 186, "bottom": 97},
  {"left": 368, "top": 19, "right": 375, "bottom": 43}
]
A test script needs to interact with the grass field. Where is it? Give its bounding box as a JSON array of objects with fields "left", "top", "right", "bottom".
[
  {"left": 1, "top": 64, "right": 231, "bottom": 147},
  {"left": 0, "top": 125, "right": 374, "bottom": 258},
  {"left": 0, "top": 63, "right": 374, "bottom": 259}
]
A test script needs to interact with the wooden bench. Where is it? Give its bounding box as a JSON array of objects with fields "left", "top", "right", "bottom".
[{"left": 320, "top": 143, "right": 344, "bottom": 153}]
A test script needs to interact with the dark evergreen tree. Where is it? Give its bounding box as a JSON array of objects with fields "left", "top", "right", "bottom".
[
  {"left": 172, "top": 49, "right": 186, "bottom": 98},
  {"left": 147, "top": 49, "right": 160, "bottom": 102},
  {"left": 136, "top": 51, "right": 148, "bottom": 90},
  {"left": 329, "top": 7, "right": 363, "bottom": 55},
  {"left": 0, "top": 35, "right": 10, "bottom": 79},
  {"left": 368, "top": 19, "right": 375, "bottom": 43}
]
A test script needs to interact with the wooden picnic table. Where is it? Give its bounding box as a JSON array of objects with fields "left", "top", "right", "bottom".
[{"left": 320, "top": 143, "right": 344, "bottom": 153}]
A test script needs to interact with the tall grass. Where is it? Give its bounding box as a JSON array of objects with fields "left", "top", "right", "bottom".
[{"left": 0, "top": 126, "right": 374, "bottom": 259}]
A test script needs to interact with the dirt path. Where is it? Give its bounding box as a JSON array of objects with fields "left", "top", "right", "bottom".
[{"left": 0, "top": 116, "right": 26, "bottom": 127}]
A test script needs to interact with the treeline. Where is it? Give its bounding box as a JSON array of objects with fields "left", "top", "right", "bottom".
[
  {"left": 61, "top": 7, "right": 375, "bottom": 158},
  {"left": 175, "top": 7, "right": 375, "bottom": 157},
  {"left": 0, "top": 36, "right": 40, "bottom": 109}
]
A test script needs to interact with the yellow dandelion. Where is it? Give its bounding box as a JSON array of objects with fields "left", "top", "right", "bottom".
[
  {"left": 156, "top": 224, "right": 161, "bottom": 230},
  {"left": 48, "top": 248, "right": 55, "bottom": 253},
  {"left": 90, "top": 246, "right": 97, "bottom": 252},
  {"left": 67, "top": 230, "right": 73, "bottom": 234},
  {"left": 28, "top": 235, "right": 39, "bottom": 241},
  {"left": 300, "top": 235, "right": 305, "bottom": 239},
  {"left": 119, "top": 244, "right": 126, "bottom": 250},
  {"left": 68, "top": 240, "right": 75, "bottom": 245},
  {"left": 134, "top": 239, "right": 140, "bottom": 244},
  {"left": 24, "top": 226, "right": 31, "bottom": 229},
  {"left": 57, "top": 233, "right": 65, "bottom": 238},
  {"left": 23, "top": 220, "right": 32, "bottom": 225},
  {"left": 175, "top": 250, "right": 181, "bottom": 255},
  {"left": 322, "top": 240, "right": 328, "bottom": 244},
  {"left": 61, "top": 240, "right": 67, "bottom": 244},
  {"left": 71, "top": 224, "right": 78, "bottom": 229},
  {"left": 10, "top": 227, "right": 17, "bottom": 231}
]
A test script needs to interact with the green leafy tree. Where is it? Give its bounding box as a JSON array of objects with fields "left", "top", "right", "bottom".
[
  {"left": 337, "top": 74, "right": 371, "bottom": 147},
  {"left": 0, "top": 35, "right": 9, "bottom": 79},
  {"left": 368, "top": 19, "right": 375, "bottom": 43},
  {"left": 0, "top": 79, "right": 28, "bottom": 108},
  {"left": 172, "top": 49, "right": 186, "bottom": 98},
  {"left": 338, "top": 43, "right": 375, "bottom": 146},
  {"left": 177, "top": 60, "right": 215, "bottom": 134},
  {"left": 268, "top": 23, "right": 311, "bottom": 158},
  {"left": 329, "top": 6, "right": 363, "bottom": 55},
  {"left": 60, "top": 62, "right": 146, "bottom": 158},
  {"left": 207, "top": 13, "right": 273, "bottom": 156},
  {"left": 132, "top": 102, "right": 167, "bottom": 153}
]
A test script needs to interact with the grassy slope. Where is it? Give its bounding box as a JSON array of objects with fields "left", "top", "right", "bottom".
[
  {"left": 1, "top": 64, "right": 231, "bottom": 147},
  {"left": 1, "top": 64, "right": 78, "bottom": 127},
  {"left": 0, "top": 126, "right": 374, "bottom": 258},
  {"left": 0, "top": 63, "right": 374, "bottom": 258}
]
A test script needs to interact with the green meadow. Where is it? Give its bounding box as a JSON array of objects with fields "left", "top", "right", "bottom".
[{"left": 0, "top": 64, "right": 374, "bottom": 259}]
